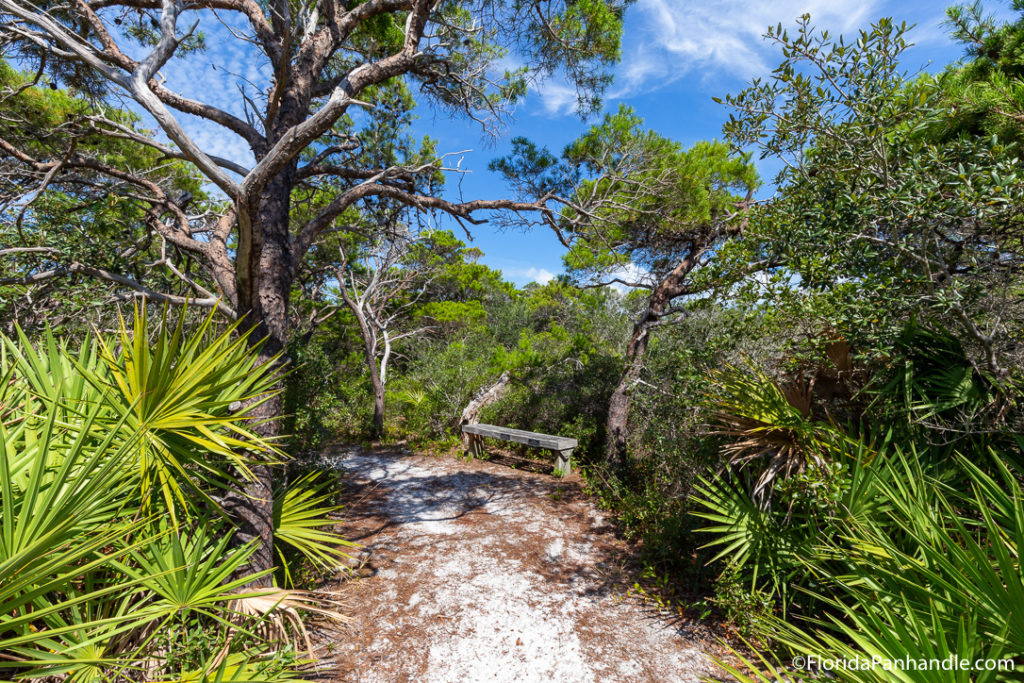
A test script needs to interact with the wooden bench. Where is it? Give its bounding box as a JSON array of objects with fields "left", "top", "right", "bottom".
[{"left": 461, "top": 423, "right": 577, "bottom": 477}]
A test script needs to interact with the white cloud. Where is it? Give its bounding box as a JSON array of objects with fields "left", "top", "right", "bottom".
[
  {"left": 112, "top": 10, "right": 267, "bottom": 171},
  {"left": 534, "top": 79, "right": 581, "bottom": 117},
  {"left": 499, "top": 265, "right": 557, "bottom": 286},
  {"left": 528, "top": 267, "right": 556, "bottom": 284},
  {"left": 505, "top": 266, "right": 556, "bottom": 285},
  {"left": 611, "top": 0, "right": 884, "bottom": 97}
]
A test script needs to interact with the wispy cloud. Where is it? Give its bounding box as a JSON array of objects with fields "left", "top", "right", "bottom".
[
  {"left": 533, "top": 79, "right": 581, "bottom": 117},
  {"left": 114, "top": 10, "right": 268, "bottom": 169},
  {"left": 610, "top": 0, "right": 884, "bottom": 97}
]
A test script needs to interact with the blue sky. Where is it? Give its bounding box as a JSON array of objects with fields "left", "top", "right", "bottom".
[
  {"left": 435, "top": 0, "right": 1018, "bottom": 287},
  {"left": 121, "top": 0, "right": 1020, "bottom": 287}
]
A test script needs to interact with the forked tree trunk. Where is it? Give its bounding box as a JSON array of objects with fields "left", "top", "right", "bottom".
[
  {"left": 348, "top": 305, "right": 386, "bottom": 438},
  {"left": 335, "top": 264, "right": 391, "bottom": 438}
]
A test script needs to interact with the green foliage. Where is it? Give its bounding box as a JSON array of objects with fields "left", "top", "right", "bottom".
[
  {"left": 722, "top": 15, "right": 1024, "bottom": 380},
  {"left": 4, "top": 305, "right": 281, "bottom": 525},
  {"left": 284, "top": 322, "right": 370, "bottom": 454},
  {"left": 118, "top": 521, "right": 263, "bottom": 621},
  {"left": 494, "top": 106, "right": 759, "bottom": 286},
  {"left": 465, "top": 281, "right": 626, "bottom": 458},
  {"left": 0, "top": 308, "right": 348, "bottom": 680},
  {"left": 292, "top": 236, "right": 630, "bottom": 451},
  {"left": 935, "top": 2, "right": 1024, "bottom": 145},
  {"left": 588, "top": 307, "right": 786, "bottom": 583},
  {"left": 693, "top": 472, "right": 808, "bottom": 610},
  {"left": 0, "top": 60, "right": 215, "bottom": 335},
  {"left": 99, "top": 307, "right": 282, "bottom": 519},
  {"left": 687, "top": 22, "right": 1024, "bottom": 657},
  {"left": 392, "top": 336, "right": 499, "bottom": 438},
  {"left": 695, "top": 347, "right": 1024, "bottom": 679},
  {"left": 273, "top": 472, "right": 355, "bottom": 587},
  {"left": 481, "top": 324, "right": 621, "bottom": 460},
  {"left": 712, "top": 445, "right": 1024, "bottom": 682},
  {"left": 869, "top": 322, "right": 1008, "bottom": 440},
  {"left": 588, "top": 454, "right": 716, "bottom": 593}
]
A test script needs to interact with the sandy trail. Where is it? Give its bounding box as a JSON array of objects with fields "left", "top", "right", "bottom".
[{"left": 320, "top": 446, "right": 724, "bottom": 682}]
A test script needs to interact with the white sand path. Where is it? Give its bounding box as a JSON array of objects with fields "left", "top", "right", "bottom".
[{"left": 321, "top": 447, "right": 725, "bottom": 683}]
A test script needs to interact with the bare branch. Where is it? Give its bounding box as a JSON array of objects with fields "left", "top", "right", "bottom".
[{"left": 0, "top": 261, "right": 235, "bottom": 314}]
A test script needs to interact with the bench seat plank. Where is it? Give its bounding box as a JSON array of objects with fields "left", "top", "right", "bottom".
[{"left": 462, "top": 423, "right": 577, "bottom": 451}]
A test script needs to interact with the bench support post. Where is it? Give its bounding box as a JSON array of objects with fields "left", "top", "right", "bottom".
[
  {"left": 554, "top": 448, "right": 573, "bottom": 477},
  {"left": 466, "top": 433, "right": 484, "bottom": 460}
]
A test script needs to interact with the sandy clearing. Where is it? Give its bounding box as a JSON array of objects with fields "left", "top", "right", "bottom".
[{"left": 319, "top": 446, "right": 726, "bottom": 683}]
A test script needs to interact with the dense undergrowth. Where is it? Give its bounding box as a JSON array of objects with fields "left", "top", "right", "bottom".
[{"left": 0, "top": 308, "right": 351, "bottom": 681}]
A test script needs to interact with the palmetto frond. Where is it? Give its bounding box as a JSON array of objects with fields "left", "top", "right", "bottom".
[
  {"left": 708, "top": 365, "right": 846, "bottom": 507},
  {"left": 703, "top": 446, "right": 1024, "bottom": 682},
  {"left": 228, "top": 588, "right": 348, "bottom": 657},
  {"left": 273, "top": 472, "right": 358, "bottom": 587},
  {"left": 91, "top": 304, "right": 284, "bottom": 520},
  {"left": 0, "top": 307, "right": 348, "bottom": 680}
]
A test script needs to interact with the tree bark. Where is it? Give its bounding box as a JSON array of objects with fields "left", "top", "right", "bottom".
[
  {"left": 374, "top": 328, "right": 393, "bottom": 436},
  {"left": 223, "top": 391, "right": 279, "bottom": 584},
  {"left": 605, "top": 321, "right": 652, "bottom": 473},
  {"left": 605, "top": 249, "right": 700, "bottom": 473},
  {"left": 225, "top": 171, "right": 296, "bottom": 581},
  {"left": 380, "top": 329, "right": 392, "bottom": 386},
  {"left": 371, "top": 362, "right": 386, "bottom": 438}
]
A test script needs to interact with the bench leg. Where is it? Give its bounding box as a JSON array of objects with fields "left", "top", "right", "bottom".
[
  {"left": 466, "top": 433, "right": 483, "bottom": 460},
  {"left": 554, "top": 448, "right": 573, "bottom": 477}
]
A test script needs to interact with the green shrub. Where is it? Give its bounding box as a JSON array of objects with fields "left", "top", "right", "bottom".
[
  {"left": 715, "top": 446, "right": 1024, "bottom": 682},
  {"left": 697, "top": 357, "right": 1023, "bottom": 680},
  {"left": 389, "top": 336, "right": 496, "bottom": 439},
  {"left": 285, "top": 337, "right": 370, "bottom": 456},
  {"left": 0, "top": 306, "right": 349, "bottom": 681}
]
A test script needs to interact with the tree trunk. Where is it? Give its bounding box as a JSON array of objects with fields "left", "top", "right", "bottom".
[
  {"left": 225, "top": 390, "right": 279, "bottom": 583},
  {"left": 380, "top": 329, "right": 392, "bottom": 386},
  {"left": 373, "top": 329, "right": 393, "bottom": 437},
  {"left": 459, "top": 371, "right": 511, "bottom": 449},
  {"left": 605, "top": 249, "right": 700, "bottom": 473},
  {"left": 354, "top": 310, "right": 385, "bottom": 438},
  {"left": 226, "top": 171, "right": 295, "bottom": 582},
  {"left": 371, "top": 361, "right": 386, "bottom": 438},
  {"left": 605, "top": 311, "right": 657, "bottom": 472}
]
